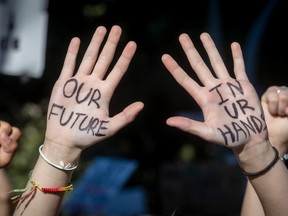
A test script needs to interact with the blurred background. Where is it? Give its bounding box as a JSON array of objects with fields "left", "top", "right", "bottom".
[{"left": 1, "top": 0, "right": 287, "bottom": 215}]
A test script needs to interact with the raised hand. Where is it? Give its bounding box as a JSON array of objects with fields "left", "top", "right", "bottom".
[
  {"left": 162, "top": 32, "right": 267, "bottom": 150},
  {"left": 13, "top": 25, "right": 144, "bottom": 216},
  {"left": 0, "top": 120, "right": 21, "bottom": 168},
  {"left": 45, "top": 25, "right": 144, "bottom": 151},
  {"left": 240, "top": 86, "right": 288, "bottom": 216},
  {"left": 261, "top": 85, "right": 288, "bottom": 155}
]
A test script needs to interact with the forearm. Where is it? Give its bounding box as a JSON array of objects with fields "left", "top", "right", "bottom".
[
  {"left": 241, "top": 179, "right": 265, "bottom": 216},
  {"left": 13, "top": 142, "right": 80, "bottom": 216},
  {"left": 251, "top": 160, "right": 288, "bottom": 216},
  {"left": 0, "top": 169, "right": 12, "bottom": 216},
  {"left": 237, "top": 141, "right": 288, "bottom": 216}
]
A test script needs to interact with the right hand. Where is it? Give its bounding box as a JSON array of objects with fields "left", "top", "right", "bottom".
[{"left": 261, "top": 85, "right": 288, "bottom": 155}]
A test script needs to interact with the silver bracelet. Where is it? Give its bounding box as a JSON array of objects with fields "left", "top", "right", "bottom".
[
  {"left": 39, "top": 145, "right": 78, "bottom": 171},
  {"left": 280, "top": 153, "right": 288, "bottom": 167},
  {"left": 280, "top": 153, "right": 288, "bottom": 161}
]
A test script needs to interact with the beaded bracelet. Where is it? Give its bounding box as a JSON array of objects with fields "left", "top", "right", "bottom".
[
  {"left": 241, "top": 146, "right": 280, "bottom": 177},
  {"left": 39, "top": 145, "right": 78, "bottom": 171}
]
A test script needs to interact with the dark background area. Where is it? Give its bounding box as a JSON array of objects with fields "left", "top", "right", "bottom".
[{"left": 1, "top": 0, "right": 287, "bottom": 215}]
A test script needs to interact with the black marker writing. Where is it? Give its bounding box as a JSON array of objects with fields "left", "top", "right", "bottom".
[
  {"left": 226, "top": 80, "right": 244, "bottom": 97},
  {"left": 63, "top": 78, "right": 101, "bottom": 108},
  {"left": 210, "top": 80, "right": 244, "bottom": 105},
  {"left": 78, "top": 116, "right": 108, "bottom": 137},
  {"left": 218, "top": 115, "right": 266, "bottom": 145},
  {"left": 224, "top": 99, "right": 255, "bottom": 119},
  {"left": 210, "top": 80, "right": 266, "bottom": 145},
  {"left": 48, "top": 103, "right": 109, "bottom": 137}
]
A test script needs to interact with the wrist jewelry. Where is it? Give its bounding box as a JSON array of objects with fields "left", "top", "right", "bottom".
[
  {"left": 241, "top": 146, "right": 280, "bottom": 177},
  {"left": 9, "top": 171, "right": 73, "bottom": 204},
  {"left": 280, "top": 153, "right": 288, "bottom": 161},
  {"left": 280, "top": 153, "right": 288, "bottom": 167},
  {"left": 31, "top": 180, "right": 73, "bottom": 192},
  {"left": 39, "top": 145, "right": 78, "bottom": 171}
]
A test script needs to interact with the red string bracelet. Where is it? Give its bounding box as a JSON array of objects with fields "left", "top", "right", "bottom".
[
  {"left": 10, "top": 179, "right": 73, "bottom": 204},
  {"left": 31, "top": 180, "right": 73, "bottom": 193}
]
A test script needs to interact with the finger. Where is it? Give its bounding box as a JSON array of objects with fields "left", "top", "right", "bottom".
[
  {"left": 231, "top": 42, "right": 249, "bottom": 81},
  {"left": 77, "top": 26, "right": 108, "bottom": 76},
  {"left": 92, "top": 25, "right": 123, "bottom": 79},
  {"left": 0, "top": 121, "right": 12, "bottom": 135},
  {"left": 178, "top": 33, "right": 215, "bottom": 86},
  {"left": 58, "top": 37, "right": 81, "bottom": 79},
  {"left": 261, "top": 86, "right": 288, "bottom": 116},
  {"left": 0, "top": 132, "right": 12, "bottom": 147},
  {"left": 199, "top": 32, "right": 230, "bottom": 79},
  {"left": 0, "top": 124, "right": 20, "bottom": 152},
  {"left": 105, "top": 41, "right": 137, "bottom": 96},
  {"left": 166, "top": 116, "right": 222, "bottom": 144},
  {"left": 108, "top": 101, "right": 144, "bottom": 135},
  {"left": 277, "top": 86, "right": 288, "bottom": 116},
  {"left": 0, "top": 132, "right": 17, "bottom": 153},
  {"left": 10, "top": 126, "right": 21, "bottom": 141},
  {"left": 0, "top": 131, "right": 18, "bottom": 168},
  {"left": 261, "top": 86, "right": 279, "bottom": 116},
  {"left": 161, "top": 54, "right": 203, "bottom": 104}
]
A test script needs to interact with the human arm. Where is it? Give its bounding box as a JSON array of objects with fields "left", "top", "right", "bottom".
[
  {"left": 241, "top": 85, "right": 288, "bottom": 216},
  {"left": 161, "top": 32, "right": 288, "bottom": 216},
  {"left": 0, "top": 169, "right": 13, "bottom": 216},
  {"left": 12, "top": 25, "right": 144, "bottom": 216}
]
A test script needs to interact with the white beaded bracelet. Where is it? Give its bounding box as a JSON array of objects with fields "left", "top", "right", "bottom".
[{"left": 39, "top": 145, "right": 78, "bottom": 171}]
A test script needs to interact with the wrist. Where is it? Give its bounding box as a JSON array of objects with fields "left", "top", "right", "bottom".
[
  {"left": 41, "top": 140, "right": 82, "bottom": 170},
  {"left": 235, "top": 139, "right": 277, "bottom": 175}
]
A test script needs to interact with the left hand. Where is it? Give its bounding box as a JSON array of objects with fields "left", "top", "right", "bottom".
[{"left": 44, "top": 25, "right": 144, "bottom": 152}]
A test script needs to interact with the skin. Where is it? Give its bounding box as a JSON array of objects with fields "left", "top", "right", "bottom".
[
  {"left": 161, "top": 32, "right": 288, "bottom": 216},
  {"left": 241, "top": 85, "right": 288, "bottom": 216},
  {"left": 0, "top": 120, "right": 21, "bottom": 216},
  {"left": 10, "top": 27, "right": 288, "bottom": 216},
  {"left": 13, "top": 25, "right": 144, "bottom": 216}
]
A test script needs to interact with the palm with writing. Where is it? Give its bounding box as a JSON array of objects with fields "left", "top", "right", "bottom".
[
  {"left": 45, "top": 25, "right": 144, "bottom": 151},
  {"left": 162, "top": 33, "right": 267, "bottom": 150}
]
